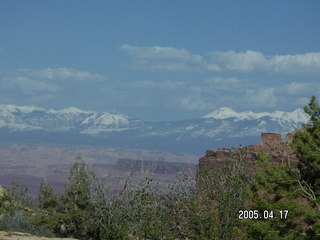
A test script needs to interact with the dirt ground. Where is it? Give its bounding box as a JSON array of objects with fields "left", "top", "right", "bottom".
[{"left": 0, "top": 231, "right": 78, "bottom": 240}]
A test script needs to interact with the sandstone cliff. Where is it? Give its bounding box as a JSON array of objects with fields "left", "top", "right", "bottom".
[{"left": 198, "top": 131, "right": 299, "bottom": 171}]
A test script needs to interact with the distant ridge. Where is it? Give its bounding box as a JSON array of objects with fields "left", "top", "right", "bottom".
[
  {"left": 0, "top": 104, "right": 309, "bottom": 154},
  {"left": 0, "top": 104, "right": 140, "bottom": 133},
  {"left": 202, "top": 107, "right": 309, "bottom": 123}
]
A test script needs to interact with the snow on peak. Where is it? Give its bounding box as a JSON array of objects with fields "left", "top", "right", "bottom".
[
  {"left": 81, "top": 112, "right": 130, "bottom": 126},
  {"left": 202, "top": 107, "right": 309, "bottom": 123},
  {"left": 279, "top": 108, "right": 309, "bottom": 123},
  {"left": 202, "top": 107, "right": 240, "bottom": 119},
  {"left": 0, "top": 104, "right": 135, "bottom": 133},
  {"left": 49, "top": 106, "right": 93, "bottom": 115},
  {"left": 0, "top": 104, "right": 45, "bottom": 113}
]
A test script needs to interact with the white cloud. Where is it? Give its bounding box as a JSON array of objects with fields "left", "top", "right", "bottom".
[
  {"left": 178, "top": 79, "right": 281, "bottom": 111},
  {"left": 179, "top": 86, "right": 214, "bottom": 110},
  {"left": 120, "top": 44, "right": 202, "bottom": 62},
  {"left": 20, "top": 68, "right": 106, "bottom": 81},
  {"left": 133, "top": 80, "right": 184, "bottom": 90},
  {"left": 0, "top": 67, "right": 107, "bottom": 103},
  {"left": 181, "top": 97, "right": 212, "bottom": 110},
  {"left": 120, "top": 44, "right": 205, "bottom": 72},
  {"left": 271, "top": 53, "right": 320, "bottom": 76},
  {"left": 10, "top": 77, "right": 59, "bottom": 93},
  {"left": 209, "top": 51, "right": 320, "bottom": 77},
  {"left": 121, "top": 44, "right": 320, "bottom": 77},
  {"left": 294, "top": 97, "right": 310, "bottom": 107},
  {"left": 209, "top": 51, "right": 266, "bottom": 72},
  {"left": 204, "top": 77, "right": 241, "bottom": 92},
  {"left": 245, "top": 88, "right": 278, "bottom": 108},
  {"left": 286, "top": 82, "right": 309, "bottom": 95},
  {"left": 125, "top": 76, "right": 318, "bottom": 112},
  {"left": 285, "top": 82, "right": 320, "bottom": 95},
  {"left": 205, "top": 77, "right": 239, "bottom": 84}
]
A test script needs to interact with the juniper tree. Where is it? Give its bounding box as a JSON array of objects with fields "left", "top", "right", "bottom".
[
  {"left": 38, "top": 181, "right": 57, "bottom": 210},
  {"left": 292, "top": 96, "right": 320, "bottom": 197}
]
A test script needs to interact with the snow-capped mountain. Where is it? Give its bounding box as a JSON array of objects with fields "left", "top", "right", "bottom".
[
  {"left": 0, "top": 104, "right": 309, "bottom": 154},
  {"left": 201, "top": 107, "right": 309, "bottom": 134},
  {"left": 202, "top": 107, "right": 309, "bottom": 123},
  {"left": 0, "top": 104, "right": 141, "bottom": 133}
]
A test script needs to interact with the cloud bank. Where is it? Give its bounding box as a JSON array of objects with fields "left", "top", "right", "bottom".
[
  {"left": 120, "top": 44, "right": 205, "bottom": 72},
  {"left": 210, "top": 51, "right": 320, "bottom": 77},
  {"left": 0, "top": 68, "right": 107, "bottom": 106},
  {"left": 121, "top": 44, "right": 320, "bottom": 77}
]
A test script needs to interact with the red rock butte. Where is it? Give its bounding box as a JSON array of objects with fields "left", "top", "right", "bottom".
[{"left": 198, "top": 131, "right": 300, "bottom": 171}]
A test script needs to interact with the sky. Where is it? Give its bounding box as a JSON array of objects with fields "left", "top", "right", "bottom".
[{"left": 0, "top": 1, "right": 320, "bottom": 121}]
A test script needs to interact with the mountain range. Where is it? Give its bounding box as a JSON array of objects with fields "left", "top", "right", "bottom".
[{"left": 0, "top": 104, "right": 309, "bottom": 154}]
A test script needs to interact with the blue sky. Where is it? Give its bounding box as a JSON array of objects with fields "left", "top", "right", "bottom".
[{"left": 1, "top": 1, "right": 320, "bottom": 121}]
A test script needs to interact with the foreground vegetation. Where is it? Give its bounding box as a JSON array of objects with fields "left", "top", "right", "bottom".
[{"left": 0, "top": 96, "right": 319, "bottom": 239}]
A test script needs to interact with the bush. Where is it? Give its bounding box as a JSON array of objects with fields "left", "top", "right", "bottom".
[
  {"left": 0, "top": 210, "right": 54, "bottom": 237},
  {"left": 0, "top": 210, "right": 35, "bottom": 233}
]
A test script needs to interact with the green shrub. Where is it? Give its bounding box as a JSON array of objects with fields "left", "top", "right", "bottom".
[
  {"left": 0, "top": 210, "right": 54, "bottom": 237},
  {"left": 0, "top": 210, "right": 35, "bottom": 233}
]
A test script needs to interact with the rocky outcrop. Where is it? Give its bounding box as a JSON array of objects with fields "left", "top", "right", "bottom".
[{"left": 198, "top": 132, "right": 299, "bottom": 171}]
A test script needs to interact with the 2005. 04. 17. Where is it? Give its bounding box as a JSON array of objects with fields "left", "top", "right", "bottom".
[{"left": 238, "top": 210, "right": 288, "bottom": 220}]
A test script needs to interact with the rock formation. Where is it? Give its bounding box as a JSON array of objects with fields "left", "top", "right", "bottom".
[{"left": 198, "top": 132, "right": 299, "bottom": 171}]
